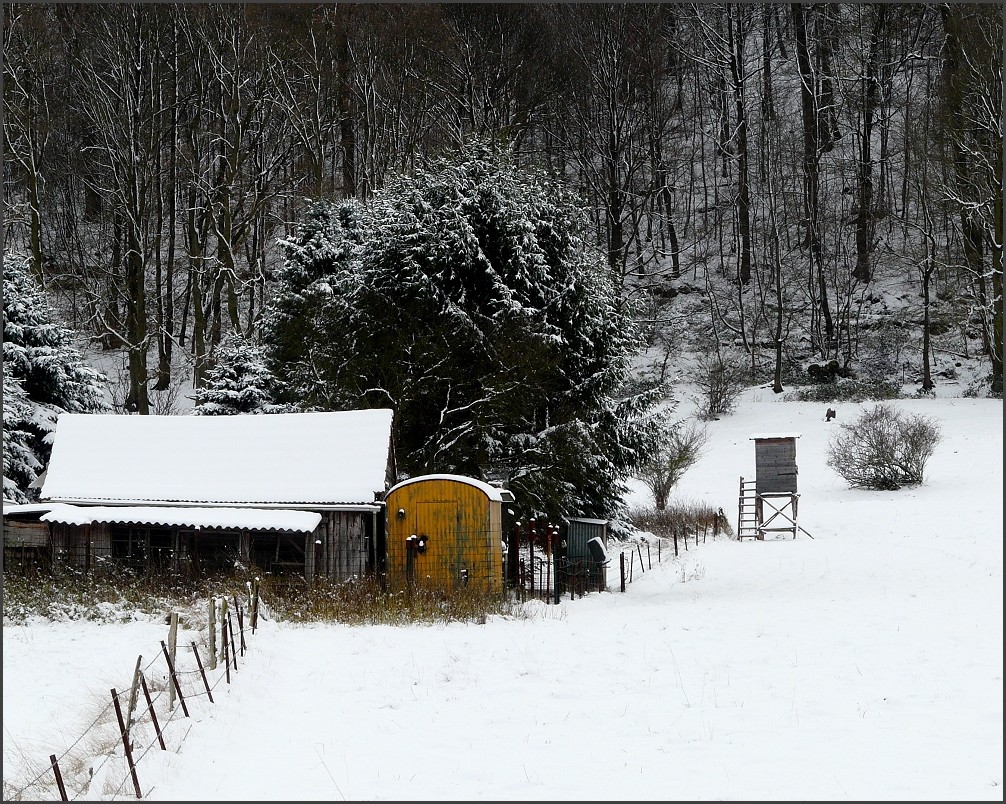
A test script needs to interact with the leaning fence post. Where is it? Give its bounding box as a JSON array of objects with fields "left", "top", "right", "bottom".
[
  {"left": 160, "top": 640, "right": 189, "bottom": 717},
  {"left": 125, "top": 655, "right": 142, "bottom": 738},
  {"left": 49, "top": 755, "right": 68, "bottom": 801},
  {"left": 219, "top": 597, "right": 229, "bottom": 669},
  {"left": 221, "top": 610, "right": 231, "bottom": 684},
  {"left": 191, "top": 642, "right": 214, "bottom": 704},
  {"left": 619, "top": 552, "right": 626, "bottom": 593},
  {"left": 139, "top": 673, "right": 167, "bottom": 751},
  {"left": 110, "top": 688, "right": 142, "bottom": 799},
  {"left": 227, "top": 613, "right": 239, "bottom": 672},
  {"left": 233, "top": 595, "right": 246, "bottom": 655}
]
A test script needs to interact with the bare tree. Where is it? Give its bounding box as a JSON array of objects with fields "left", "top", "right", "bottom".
[{"left": 638, "top": 418, "right": 710, "bottom": 511}]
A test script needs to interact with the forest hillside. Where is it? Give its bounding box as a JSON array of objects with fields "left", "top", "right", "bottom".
[{"left": 3, "top": 3, "right": 1002, "bottom": 510}]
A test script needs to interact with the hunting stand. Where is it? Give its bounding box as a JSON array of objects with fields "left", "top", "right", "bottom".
[{"left": 738, "top": 433, "right": 811, "bottom": 540}]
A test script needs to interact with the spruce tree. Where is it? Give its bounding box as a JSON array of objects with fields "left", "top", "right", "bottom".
[
  {"left": 2, "top": 252, "right": 108, "bottom": 501},
  {"left": 2, "top": 367, "right": 41, "bottom": 503},
  {"left": 192, "top": 333, "right": 297, "bottom": 415},
  {"left": 260, "top": 141, "right": 670, "bottom": 521}
]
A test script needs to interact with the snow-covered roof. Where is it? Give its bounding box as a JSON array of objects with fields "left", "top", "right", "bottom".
[
  {"left": 749, "top": 433, "right": 802, "bottom": 440},
  {"left": 40, "top": 410, "right": 395, "bottom": 507},
  {"left": 2, "top": 503, "right": 58, "bottom": 517},
  {"left": 386, "top": 473, "right": 509, "bottom": 502},
  {"left": 567, "top": 517, "right": 610, "bottom": 526},
  {"left": 38, "top": 503, "right": 322, "bottom": 533}
]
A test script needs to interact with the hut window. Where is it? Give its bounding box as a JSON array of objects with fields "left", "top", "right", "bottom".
[
  {"left": 184, "top": 530, "right": 241, "bottom": 573},
  {"left": 110, "top": 525, "right": 174, "bottom": 572},
  {"left": 250, "top": 532, "right": 306, "bottom": 576}
]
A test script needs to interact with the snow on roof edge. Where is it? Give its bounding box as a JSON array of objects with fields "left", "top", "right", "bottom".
[
  {"left": 39, "top": 504, "right": 323, "bottom": 533},
  {"left": 386, "top": 473, "right": 508, "bottom": 502}
]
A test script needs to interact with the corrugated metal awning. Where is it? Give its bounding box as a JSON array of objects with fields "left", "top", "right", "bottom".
[{"left": 39, "top": 504, "right": 322, "bottom": 533}]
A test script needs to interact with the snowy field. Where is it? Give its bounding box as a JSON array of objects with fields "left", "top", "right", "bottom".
[{"left": 3, "top": 388, "right": 1002, "bottom": 801}]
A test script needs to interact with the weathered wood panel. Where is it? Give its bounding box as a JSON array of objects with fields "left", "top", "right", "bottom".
[
  {"left": 385, "top": 477, "right": 503, "bottom": 594},
  {"left": 754, "top": 436, "right": 799, "bottom": 494}
]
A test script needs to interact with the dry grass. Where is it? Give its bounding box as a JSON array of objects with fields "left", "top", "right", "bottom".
[
  {"left": 2, "top": 565, "right": 531, "bottom": 627},
  {"left": 626, "top": 498, "right": 731, "bottom": 541}
]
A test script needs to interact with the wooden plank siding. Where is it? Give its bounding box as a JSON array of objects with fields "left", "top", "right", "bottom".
[
  {"left": 305, "top": 510, "right": 376, "bottom": 584},
  {"left": 754, "top": 437, "right": 799, "bottom": 494}
]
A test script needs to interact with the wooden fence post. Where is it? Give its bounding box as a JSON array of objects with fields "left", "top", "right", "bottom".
[
  {"left": 160, "top": 640, "right": 189, "bottom": 717},
  {"left": 166, "top": 612, "right": 178, "bottom": 709},
  {"left": 139, "top": 674, "right": 167, "bottom": 750},
  {"left": 221, "top": 611, "right": 231, "bottom": 685},
  {"left": 235, "top": 599, "right": 246, "bottom": 655},
  {"left": 619, "top": 552, "right": 626, "bottom": 592},
  {"left": 110, "top": 688, "right": 142, "bottom": 798},
  {"left": 125, "top": 655, "right": 142, "bottom": 737},
  {"left": 250, "top": 577, "right": 260, "bottom": 633},
  {"left": 673, "top": 529, "right": 679, "bottom": 557},
  {"left": 49, "top": 755, "right": 68, "bottom": 801},
  {"left": 227, "top": 613, "right": 238, "bottom": 671},
  {"left": 208, "top": 598, "right": 217, "bottom": 671},
  {"left": 191, "top": 642, "right": 214, "bottom": 703}
]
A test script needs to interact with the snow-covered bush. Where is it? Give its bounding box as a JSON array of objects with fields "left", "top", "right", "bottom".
[
  {"left": 689, "top": 348, "right": 749, "bottom": 420},
  {"left": 636, "top": 418, "right": 710, "bottom": 510},
  {"left": 826, "top": 403, "right": 941, "bottom": 490}
]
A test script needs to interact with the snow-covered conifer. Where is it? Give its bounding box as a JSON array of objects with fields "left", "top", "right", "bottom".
[
  {"left": 260, "top": 141, "right": 670, "bottom": 520},
  {"left": 192, "top": 333, "right": 297, "bottom": 415},
  {"left": 2, "top": 367, "right": 42, "bottom": 503},
  {"left": 2, "top": 252, "right": 108, "bottom": 500}
]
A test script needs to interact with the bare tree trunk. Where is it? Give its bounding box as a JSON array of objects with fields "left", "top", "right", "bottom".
[
  {"left": 335, "top": 6, "right": 357, "bottom": 198},
  {"left": 792, "top": 3, "right": 835, "bottom": 355},
  {"left": 852, "top": 4, "right": 886, "bottom": 284},
  {"left": 727, "top": 5, "right": 752, "bottom": 286}
]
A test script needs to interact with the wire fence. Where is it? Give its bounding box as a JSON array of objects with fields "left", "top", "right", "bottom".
[
  {"left": 4, "top": 582, "right": 263, "bottom": 801},
  {"left": 5, "top": 525, "right": 720, "bottom": 799},
  {"left": 512, "top": 519, "right": 720, "bottom": 603}
]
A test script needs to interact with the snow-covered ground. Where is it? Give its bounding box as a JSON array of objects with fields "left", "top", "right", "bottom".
[{"left": 3, "top": 388, "right": 1002, "bottom": 801}]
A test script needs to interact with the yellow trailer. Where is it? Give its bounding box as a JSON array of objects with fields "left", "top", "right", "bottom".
[{"left": 384, "top": 474, "right": 513, "bottom": 594}]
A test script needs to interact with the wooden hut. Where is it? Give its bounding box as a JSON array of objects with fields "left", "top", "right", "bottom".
[
  {"left": 6, "top": 409, "right": 397, "bottom": 580},
  {"left": 384, "top": 474, "right": 514, "bottom": 594}
]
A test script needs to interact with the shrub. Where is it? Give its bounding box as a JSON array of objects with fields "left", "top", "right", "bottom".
[
  {"left": 791, "top": 377, "right": 902, "bottom": 403},
  {"left": 826, "top": 403, "right": 941, "bottom": 490},
  {"left": 690, "top": 349, "right": 749, "bottom": 420},
  {"left": 627, "top": 499, "right": 730, "bottom": 540},
  {"left": 636, "top": 418, "right": 710, "bottom": 510}
]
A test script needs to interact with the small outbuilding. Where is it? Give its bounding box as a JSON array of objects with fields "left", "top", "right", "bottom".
[
  {"left": 562, "top": 517, "right": 610, "bottom": 593},
  {"left": 6, "top": 409, "right": 397, "bottom": 580},
  {"left": 384, "top": 474, "right": 513, "bottom": 594}
]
